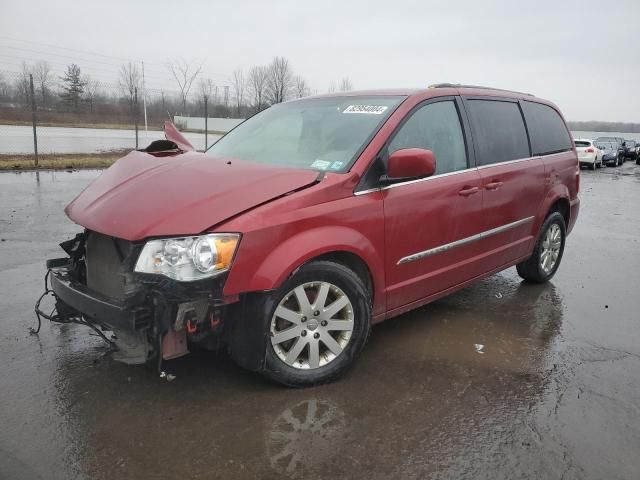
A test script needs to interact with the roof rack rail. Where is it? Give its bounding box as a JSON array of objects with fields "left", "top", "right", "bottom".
[{"left": 428, "top": 83, "right": 533, "bottom": 97}]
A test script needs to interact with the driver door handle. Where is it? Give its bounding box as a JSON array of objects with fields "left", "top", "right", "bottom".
[{"left": 458, "top": 186, "right": 480, "bottom": 197}]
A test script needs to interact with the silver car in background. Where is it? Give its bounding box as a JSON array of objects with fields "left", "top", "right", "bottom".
[{"left": 593, "top": 140, "right": 621, "bottom": 167}]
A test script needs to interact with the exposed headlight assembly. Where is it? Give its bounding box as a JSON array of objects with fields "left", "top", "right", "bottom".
[{"left": 134, "top": 233, "right": 240, "bottom": 281}]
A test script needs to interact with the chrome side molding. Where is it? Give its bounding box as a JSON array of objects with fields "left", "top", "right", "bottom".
[{"left": 397, "top": 216, "right": 535, "bottom": 265}]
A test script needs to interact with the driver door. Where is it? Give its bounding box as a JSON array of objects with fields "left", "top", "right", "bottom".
[{"left": 382, "top": 98, "right": 485, "bottom": 312}]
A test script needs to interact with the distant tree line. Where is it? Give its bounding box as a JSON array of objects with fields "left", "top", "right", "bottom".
[
  {"left": 0, "top": 56, "right": 356, "bottom": 127},
  {"left": 567, "top": 121, "right": 640, "bottom": 134}
]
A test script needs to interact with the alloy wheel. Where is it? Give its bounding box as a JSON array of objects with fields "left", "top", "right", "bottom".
[
  {"left": 540, "top": 223, "right": 562, "bottom": 274},
  {"left": 270, "top": 282, "right": 354, "bottom": 370}
]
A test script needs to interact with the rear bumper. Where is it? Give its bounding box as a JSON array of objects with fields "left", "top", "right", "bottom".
[
  {"left": 578, "top": 156, "right": 597, "bottom": 165},
  {"left": 568, "top": 198, "right": 580, "bottom": 234}
]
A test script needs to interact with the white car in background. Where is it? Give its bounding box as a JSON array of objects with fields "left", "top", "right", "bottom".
[{"left": 574, "top": 138, "right": 603, "bottom": 169}]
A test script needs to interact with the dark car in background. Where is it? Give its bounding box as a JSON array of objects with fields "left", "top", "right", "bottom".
[
  {"left": 623, "top": 139, "right": 637, "bottom": 161},
  {"left": 594, "top": 141, "right": 620, "bottom": 166},
  {"left": 595, "top": 136, "right": 624, "bottom": 165}
]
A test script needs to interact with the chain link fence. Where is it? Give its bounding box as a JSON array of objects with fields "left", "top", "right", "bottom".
[{"left": 0, "top": 69, "right": 233, "bottom": 169}]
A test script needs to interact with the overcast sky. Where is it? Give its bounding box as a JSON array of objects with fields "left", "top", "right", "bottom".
[{"left": 1, "top": 0, "right": 639, "bottom": 122}]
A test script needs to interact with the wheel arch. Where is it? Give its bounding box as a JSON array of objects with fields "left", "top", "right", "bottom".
[
  {"left": 224, "top": 226, "right": 386, "bottom": 317},
  {"left": 548, "top": 197, "right": 570, "bottom": 227},
  {"left": 537, "top": 187, "right": 570, "bottom": 227}
]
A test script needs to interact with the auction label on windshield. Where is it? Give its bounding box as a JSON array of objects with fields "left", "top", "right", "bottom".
[{"left": 343, "top": 105, "right": 388, "bottom": 114}]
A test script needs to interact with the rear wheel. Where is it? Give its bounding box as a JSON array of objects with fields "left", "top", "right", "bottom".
[
  {"left": 263, "top": 260, "right": 371, "bottom": 387},
  {"left": 517, "top": 212, "right": 566, "bottom": 283}
]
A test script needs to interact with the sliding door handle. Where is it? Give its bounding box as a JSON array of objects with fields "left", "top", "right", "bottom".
[
  {"left": 485, "top": 181, "right": 503, "bottom": 190},
  {"left": 458, "top": 186, "right": 480, "bottom": 197}
]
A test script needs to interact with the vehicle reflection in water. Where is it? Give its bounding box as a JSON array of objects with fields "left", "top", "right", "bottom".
[
  {"left": 48, "top": 271, "right": 564, "bottom": 479},
  {"left": 267, "top": 399, "right": 346, "bottom": 478}
]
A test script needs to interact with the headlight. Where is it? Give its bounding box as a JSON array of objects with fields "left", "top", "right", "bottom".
[{"left": 134, "top": 233, "right": 240, "bottom": 281}]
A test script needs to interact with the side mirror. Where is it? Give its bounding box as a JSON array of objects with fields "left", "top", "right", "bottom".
[{"left": 381, "top": 148, "right": 436, "bottom": 185}]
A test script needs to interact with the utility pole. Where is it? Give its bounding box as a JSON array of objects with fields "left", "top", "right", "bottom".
[
  {"left": 141, "top": 61, "right": 148, "bottom": 135},
  {"left": 204, "top": 94, "right": 208, "bottom": 151},
  {"left": 29, "top": 74, "right": 39, "bottom": 167},
  {"left": 134, "top": 87, "right": 139, "bottom": 149},
  {"left": 223, "top": 86, "right": 229, "bottom": 108}
]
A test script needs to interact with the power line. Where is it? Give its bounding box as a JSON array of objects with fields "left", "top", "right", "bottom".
[
  {"left": 0, "top": 35, "right": 134, "bottom": 62},
  {"left": 0, "top": 38, "right": 227, "bottom": 82}
]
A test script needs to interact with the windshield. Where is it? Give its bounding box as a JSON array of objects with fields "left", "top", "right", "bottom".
[
  {"left": 206, "top": 96, "right": 405, "bottom": 172},
  {"left": 594, "top": 141, "right": 615, "bottom": 150},
  {"left": 574, "top": 141, "right": 590, "bottom": 147}
]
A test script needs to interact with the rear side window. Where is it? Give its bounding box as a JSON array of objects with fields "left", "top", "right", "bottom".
[
  {"left": 521, "top": 101, "right": 572, "bottom": 156},
  {"left": 574, "top": 141, "right": 590, "bottom": 147},
  {"left": 388, "top": 100, "right": 467, "bottom": 175},
  {"left": 465, "top": 99, "right": 530, "bottom": 166}
]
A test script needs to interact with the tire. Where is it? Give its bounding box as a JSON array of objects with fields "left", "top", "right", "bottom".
[
  {"left": 516, "top": 212, "right": 566, "bottom": 283},
  {"left": 590, "top": 162, "right": 596, "bottom": 170},
  {"left": 262, "top": 260, "right": 371, "bottom": 387}
]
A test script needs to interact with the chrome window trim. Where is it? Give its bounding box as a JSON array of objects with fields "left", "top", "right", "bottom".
[
  {"left": 353, "top": 167, "right": 476, "bottom": 196},
  {"left": 353, "top": 149, "right": 566, "bottom": 197},
  {"left": 476, "top": 156, "right": 532, "bottom": 169},
  {"left": 396, "top": 216, "right": 535, "bottom": 265}
]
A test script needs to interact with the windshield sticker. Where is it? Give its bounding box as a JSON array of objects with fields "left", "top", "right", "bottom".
[
  {"left": 343, "top": 105, "right": 389, "bottom": 115},
  {"left": 311, "top": 159, "right": 332, "bottom": 170},
  {"left": 330, "top": 161, "right": 344, "bottom": 170}
]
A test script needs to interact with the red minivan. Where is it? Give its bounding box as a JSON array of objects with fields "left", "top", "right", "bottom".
[{"left": 41, "top": 84, "right": 580, "bottom": 386}]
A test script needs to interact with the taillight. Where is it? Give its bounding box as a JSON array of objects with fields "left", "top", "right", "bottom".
[{"left": 586, "top": 147, "right": 594, "bottom": 153}]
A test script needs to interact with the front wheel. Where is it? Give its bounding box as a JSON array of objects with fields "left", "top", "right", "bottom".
[
  {"left": 263, "top": 260, "right": 371, "bottom": 387},
  {"left": 517, "top": 212, "right": 566, "bottom": 283}
]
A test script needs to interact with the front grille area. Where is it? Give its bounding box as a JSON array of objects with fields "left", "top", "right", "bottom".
[{"left": 85, "top": 231, "right": 134, "bottom": 301}]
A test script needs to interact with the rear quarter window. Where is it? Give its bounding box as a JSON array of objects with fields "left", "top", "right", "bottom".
[
  {"left": 465, "top": 99, "right": 530, "bottom": 166},
  {"left": 521, "top": 101, "right": 572, "bottom": 156}
]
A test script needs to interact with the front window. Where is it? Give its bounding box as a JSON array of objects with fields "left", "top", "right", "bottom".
[{"left": 206, "top": 96, "right": 405, "bottom": 172}]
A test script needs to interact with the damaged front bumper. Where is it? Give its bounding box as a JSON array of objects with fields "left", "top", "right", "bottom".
[
  {"left": 39, "top": 232, "right": 232, "bottom": 367},
  {"left": 49, "top": 264, "right": 152, "bottom": 332}
]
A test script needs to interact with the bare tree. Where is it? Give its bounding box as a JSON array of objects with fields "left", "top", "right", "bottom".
[
  {"left": 167, "top": 58, "right": 202, "bottom": 111},
  {"left": 231, "top": 69, "right": 246, "bottom": 116},
  {"left": 339, "top": 77, "right": 353, "bottom": 92},
  {"left": 327, "top": 80, "right": 337, "bottom": 93},
  {"left": 118, "top": 61, "right": 140, "bottom": 112},
  {"left": 32, "top": 61, "right": 53, "bottom": 108},
  {"left": 0, "top": 72, "right": 9, "bottom": 99},
  {"left": 84, "top": 76, "right": 99, "bottom": 113},
  {"left": 247, "top": 65, "right": 269, "bottom": 111},
  {"left": 198, "top": 77, "right": 215, "bottom": 106},
  {"left": 266, "top": 56, "right": 293, "bottom": 104},
  {"left": 293, "top": 76, "right": 310, "bottom": 98},
  {"left": 16, "top": 61, "right": 31, "bottom": 107}
]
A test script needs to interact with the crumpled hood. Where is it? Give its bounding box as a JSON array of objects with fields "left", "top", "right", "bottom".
[{"left": 65, "top": 151, "right": 319, "bottom": 241}]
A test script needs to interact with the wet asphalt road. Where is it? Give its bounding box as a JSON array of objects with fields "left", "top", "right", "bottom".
[{"left": 0, "top": 162, "right": 639, "bottom": 480}]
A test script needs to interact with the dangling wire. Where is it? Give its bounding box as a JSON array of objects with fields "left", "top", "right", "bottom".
[
  {"left": 33, "top": 269, "right": 115, "bottom": 347},
  {"left": 32, "top": 270, "right": 54, "bottom": 334}
]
